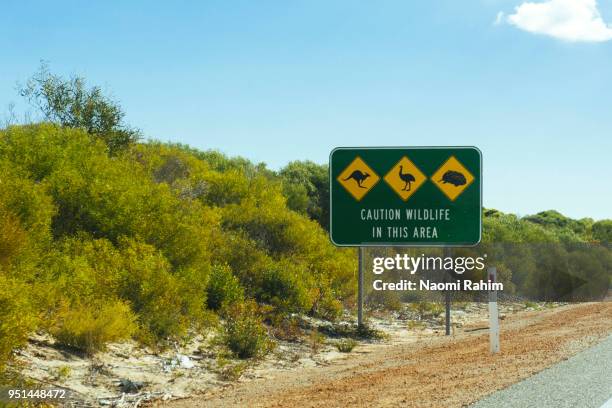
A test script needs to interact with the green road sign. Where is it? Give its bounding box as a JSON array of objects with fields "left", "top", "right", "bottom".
[{"left": 330, "top": 147, "right": 482, "bottom": 246}]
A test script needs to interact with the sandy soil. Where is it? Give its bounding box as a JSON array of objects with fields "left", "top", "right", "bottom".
[
  {"left": 11, "top": 302, "right": 503, "bottom": 406},
  {"left": 159, "top": 303, "right": 612, "bottom": 408}
]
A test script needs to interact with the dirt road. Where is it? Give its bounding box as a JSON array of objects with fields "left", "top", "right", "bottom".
[{"left": 162, "top": 303, "right": 612, "bottom": 408}]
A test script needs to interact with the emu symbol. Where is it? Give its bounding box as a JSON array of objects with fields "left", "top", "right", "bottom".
[{"left": 399, "top": 165, "right": 416, "bottom": 191}]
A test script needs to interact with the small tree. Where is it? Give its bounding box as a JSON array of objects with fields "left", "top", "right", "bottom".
[
  {"left": 279, "top": 161, "right": 330, "bottom": 230},
  {"left": 592, "top": 220, "right": 612, "bottom": 242},
  {"left": 20, "top": 63, "right": 140, "bottom": 154}
]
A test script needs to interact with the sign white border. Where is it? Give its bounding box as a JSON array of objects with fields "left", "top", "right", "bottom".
[{"left": 329, "top": 146, "right": 483, "bottom": 247}]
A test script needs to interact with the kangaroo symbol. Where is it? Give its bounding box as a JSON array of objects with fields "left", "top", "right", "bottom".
[
  {"left": 343, "top": 170, "right": 370, "bottom": 188},
  {"left": 399, "top": 165, "right": 416, "bottom": 191}
]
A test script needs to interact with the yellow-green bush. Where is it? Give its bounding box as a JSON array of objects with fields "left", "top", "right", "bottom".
[
  {"left": 52, "top": 300, "right": 137, "bottom": 354},
  {"left": 207, "top": 264, "right": 244, "bottom": 311},
  {"left": 0, "top": 278, "right": 38, "bottom": 372},
  {"left": 367, "top": 289, "right": 403, "bottom": 312},
  {"left": 133, "top": 141, "right": 357, "bottom": 319},
  {"left": 312, "top": 290, "right": 344, "bottom": 321},
  {"left": 0, "top": 211, "right": 28, "bottom": 271},
  {"left": 336, "top": 339, "right": 358, "bottom": 353},
  {"left": 222, "top": 301, "right": 273, "bottom": 359},
  {"left": 409, "top": 301, "right": 444, "bottom": 319},
  {"left": 257, "top": 262, "right": 312, "bottom": 314},
  {"left": 118, "top": 238, "right": 207, "bottom": 340},
  {"left": 0, "top": 172, "right": 52, "bottom": 372},
  {"left": 47, "top": 236, "right": 210, "bottom": 342}
]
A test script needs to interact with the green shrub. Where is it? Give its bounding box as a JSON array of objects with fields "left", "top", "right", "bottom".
[
  {"left": 311, "top": 290, "right": 344, "bottom": 321},
  {"left": 0, "top": 161, "right": 55, "bottom": 248},
  {"left": 207, "top": 264, "right": 244, "bottom": 311},
  {"left": 118, "top": 238, "right": 204, "bottom": 340},
  {"left": 309, "top": 328, "right": 326, "bottom": 354},
  {"left": 592, "top": 220, "right": 612, "bottom": 242},
  {"left": 218, "top": 361, "right": 248, "bottom": 381},
  {"left": 270, "top": 315, "right": 302, "bottom": 342},
  {"left": 52, "top": 236, "right": 124, "bottom": 302},
  {"left": 0, "top": 212, "right": 28, "bottom": 270},
  {"left": 257, "top": 263, "right": 311, "bottom": 314},
  {"left": 336, "top": 339, "right": 358, "bottom": 353},
  {"left": 49, "top": 366, "right": 71, "bottom": 382},
  {"left": 279, "top": 160, "right": 330, "bottom": 230},
  {"left": 409, "top": 301, "right": 444, "bottom": 319},
  {"left": 407, "top": 320, "right": 426, "bottom": 330},
  {"left": 366, "top": 289, "right": 403, "bottom": 312},
  {"left": 53, "top": 300, "right": 136, "bottom": 354},
  {"left": 222, "top": 301, "right": 273, "bottom": 359},
  {"left": 50, "top": 235, "right": 210, "bottom": 342},
  {"left": 0, "top": 278, "right": 37, "bottom": 373},
  {"left": 355, "top": 324, "right": 386, "bottom": 340},
  {"left": 201, "top": 169, "right": 251, "bottom": 207}
]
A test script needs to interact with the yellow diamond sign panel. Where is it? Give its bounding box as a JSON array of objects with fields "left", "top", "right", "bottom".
[
  {"left": 431, "top": 156, "right": 475, "bottom": 201},
  {"left": 383, "top": 156, "right": 427, "bottom": 201},
  {"left": 337, "top": 156, "right": 380, "bottom": 201}
]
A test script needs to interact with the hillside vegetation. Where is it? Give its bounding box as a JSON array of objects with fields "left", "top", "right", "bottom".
[
  {"left": 0, "top": 69, "right": 610, "bottom": 375},
  {"left": 0, "top": 123, "right": 356, "bottom": 371}
]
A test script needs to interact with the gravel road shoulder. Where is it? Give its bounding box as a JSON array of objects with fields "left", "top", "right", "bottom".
[{"left": 160, "top": 303, "right": 612, "bottom": 408}]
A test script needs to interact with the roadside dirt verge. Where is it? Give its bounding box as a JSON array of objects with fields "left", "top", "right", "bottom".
[{"left": 160, "top": 303, "right": 612, "bottom": 408}]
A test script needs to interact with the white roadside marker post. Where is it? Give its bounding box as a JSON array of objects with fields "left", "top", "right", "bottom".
[{"left": 488, "top": 266, "right": 500, "bottom": 354}]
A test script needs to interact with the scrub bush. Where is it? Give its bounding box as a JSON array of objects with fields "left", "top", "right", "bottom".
[
  {"left": 0, "top": 278, "right": 37, "bottom": 372},
  {"left": 409, "top": 301, "right": 444, "bottom": 320},
  {"left": 52, "top": 300, "right": 136, "bottom": 354},
  {"left": 207, "top": 264, "right": 244, "bottom": 311},
  {"left": 118, "top": 238, "right": 206, "bottom": 340},
  {"left": 257, "top": 263, "right": 312, "bottom": 314},
  {"left": 336, "top": 339, "right": 358, "bottom": 353},
  {"left": 222, "top": 301, "right": 273, "bottom": 359}
]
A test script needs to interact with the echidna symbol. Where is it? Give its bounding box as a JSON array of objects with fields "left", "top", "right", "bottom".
[{"left": 439, "top": 170, "right": 466, "bottom": 186}]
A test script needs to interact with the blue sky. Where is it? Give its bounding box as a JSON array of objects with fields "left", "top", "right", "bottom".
[{"left": 1, "top": 0, "right": 611, "bottom": 220}]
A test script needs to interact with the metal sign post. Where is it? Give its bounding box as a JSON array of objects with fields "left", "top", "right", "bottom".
[
  {"left": 488, "top": 267, "right": 500, "bottom": 353},
  {"left": 358, "top": 246, "right": 364, "bottom": 328},
  {"left": 445, "top": 287, "right": 451, "bottom": 336},
  {"left": 444, "top": 247, "right": 452, "bottom": 336}
]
